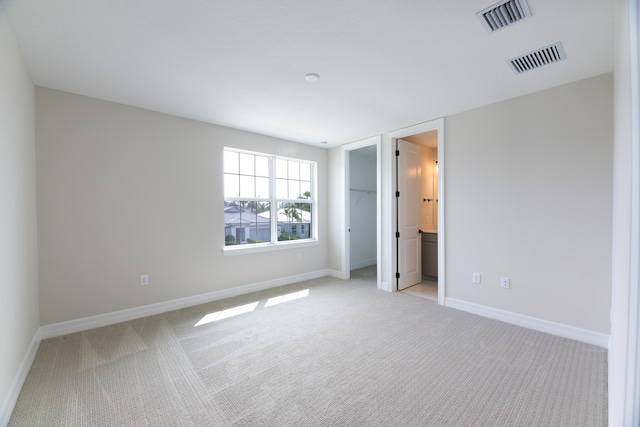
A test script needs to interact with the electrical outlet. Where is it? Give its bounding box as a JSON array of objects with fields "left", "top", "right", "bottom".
[
  {"left": 140, "top": 274, "right": 149, "bottom": 286},
  {"left": 472, "top": 273, "right": 481, "bottom": 284},
  {"left": 500, "top": 277, "right": 510, "bottom": 289}
]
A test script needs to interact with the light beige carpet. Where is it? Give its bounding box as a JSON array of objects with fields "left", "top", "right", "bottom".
[{"left": 10, "top": 267, "right": 607, "bottom": 426}]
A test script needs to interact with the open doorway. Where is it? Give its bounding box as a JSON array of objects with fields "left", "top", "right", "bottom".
[
  {"left": 349, "top": 146, "right": 377, "bottom": 272},
  {"left": 400, "top": 131, "right": 438, "bottom": 301},
  {"left": 388, "top": 119, "right": 445, "bottom": 305},
  {"left": 343, "top": 137, "right": 381, "bottom": 287}
]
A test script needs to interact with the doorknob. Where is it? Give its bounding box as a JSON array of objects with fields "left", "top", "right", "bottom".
[{"left": 418, "top": 229, "right": 423, "bottom": 234}]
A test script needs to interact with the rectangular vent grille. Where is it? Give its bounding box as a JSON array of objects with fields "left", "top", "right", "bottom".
[
  {"left": 477, "top": 0, "right": 532, "bottom": 33},
  {"left": 507, "top": 42, "right": 566, "bottom": 74}
]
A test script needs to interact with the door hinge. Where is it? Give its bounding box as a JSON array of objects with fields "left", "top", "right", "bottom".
[
  {"left": 395, "top": 150, "right": 400, "bottom": 157},
  {"left": 396, "top": 231, "right": 400, "bottom": 238},
  {"left": 396, "top": 191, "right": 400, "bottom": 198},
  {"left": 396, "top": 272, "right": 400, "bottom": 279}
]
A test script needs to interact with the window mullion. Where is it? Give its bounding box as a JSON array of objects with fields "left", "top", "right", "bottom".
[{"left": 270, "top": 155, "right": 277, "bottom": 243}]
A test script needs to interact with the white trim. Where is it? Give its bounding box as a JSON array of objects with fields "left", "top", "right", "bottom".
[
  {"left": 625, "top": 2, "right": 640, "bottom": 424},
  {"left": 223, "top": 239, "right": 319, "bottom": 256},
  {"left": 350, "top": 258, "right": 376, "bottom": 270},
  {"left": 39, "top": 269, "right": 332, "bottom": 339},
  {"left": 326, "top": 269, "right": 344, "bottom": 280},
  {"left": 610, "top": 1, "right": 640, "bottom": 424},
  {"left": 0, "top": 331, "right": 41, "bottom": 426},
  {"left": 326, "top": 269, "right": 344, "bottom": 279},
  {"left": 342, "top": 145, "right": 350, "bottom": 280},
  {"left": 375, "top": 141, "right": 383, "bottom": 289},
  {"left": 436, "top": 121, "right": 445, "bottom": 306},
  {"left": 446, "top": 297, "right": 610, "bottom": 348},
  {"left": 386, "top": 118, "right": 445, "bottom": 304},
  {"left": 381, "top": 135, "right": 394, "bottom": 293}
]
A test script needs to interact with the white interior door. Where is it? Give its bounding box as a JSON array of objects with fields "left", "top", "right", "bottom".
[{"left": 397, "top": 139, "right": 422, "bottom": 290}]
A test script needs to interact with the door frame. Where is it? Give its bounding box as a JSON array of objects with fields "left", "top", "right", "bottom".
[
  {"left": 387, "top": 118, "right": 445, "bottom": 305},
  {"left": 342, "top": 136, "right": 382, "bottom": 287}
]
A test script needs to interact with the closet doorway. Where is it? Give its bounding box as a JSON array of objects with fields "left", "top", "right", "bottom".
[
  {"left": 343, "top": 136, "right": 381, "bottom": 285},
  {"left": 349, "top": 145, "right": 377, "bottom": 271}
]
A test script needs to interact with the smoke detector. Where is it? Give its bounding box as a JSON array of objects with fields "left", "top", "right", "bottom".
[{"left": 477, "top": 0, "right": 532, "bottom": 33}]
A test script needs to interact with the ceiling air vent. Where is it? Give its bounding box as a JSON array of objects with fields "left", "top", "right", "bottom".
[
  {"left": 507, "top": 42, "right": 566, "bottom": 74},
  {"left": 477, "top": 0, "right": 532, "bottom": 33}
]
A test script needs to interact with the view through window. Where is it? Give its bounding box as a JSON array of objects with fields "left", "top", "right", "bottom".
[{"left": 224, "top": 148, "right": 315, "bottom": 248}]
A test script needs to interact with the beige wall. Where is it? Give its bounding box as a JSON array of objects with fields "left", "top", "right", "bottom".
[
  {"left": 0, "top": 10, "right": 40, "bottom": 420},
  {"left": 36, "top": 88, "right": 328, "bottom": 325},
  {"left": 445, "top": 73, "right": 613, "bottom": 334},
  {"left": 30, "top": 64, "right": 615, "bottom": 335}
]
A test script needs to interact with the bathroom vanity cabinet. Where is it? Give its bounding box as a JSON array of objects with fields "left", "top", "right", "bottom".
[{"left": 422, "top": 232, "right": 438, "bottom": 279}]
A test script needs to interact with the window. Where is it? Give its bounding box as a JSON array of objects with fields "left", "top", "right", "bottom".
[{"left": 223, "top": 148, "right": 315, "bottom": 251}]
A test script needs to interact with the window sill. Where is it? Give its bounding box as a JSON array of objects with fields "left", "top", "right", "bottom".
[{"left": 223, "top": 239, "right": 319, "bottom": 256}]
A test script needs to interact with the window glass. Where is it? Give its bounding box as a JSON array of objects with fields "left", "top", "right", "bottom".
[
  {"left": 277, "top": 201, "right": 312, "bottom": 241},
  {"left": 239, "top": 175, "right": 254, "bottom": 198},
  {"left": 300, "top": 162, "right": 311, "bottom": 181},
  {"left": 300, "top": 181, "right": 311, "bottom": 198},
  {"left": 239, "top": 153, "right": 255, "bottom": 175},
  {"left": 275, "top": 159, "right": 288, "bottom": 179},
  {"left": 224, "top": 151, "right": 239, "bottom": 174},
  {"left": 224, "top": 174, "right": 239, "bottom": 198},
  {"left": 256, "top": 177, "right": 269, "bottom": 198},
  {"left": 224, "top": 200, "right": 271, "bottom": 245},
  {"left": 224, "top": 148, "right": 315, "bottom": 249},
  {"left": 275, "top": 178, "right": 288, "bottom": 199},
  {"left": 289, "top": 180, "right": 300, "bottom": 199},
  {"left": 288, "top": 161, "right": 300, "bottom": 180},
  {"left": 255, "top": 155, "right": 269, "bottom": 177}
]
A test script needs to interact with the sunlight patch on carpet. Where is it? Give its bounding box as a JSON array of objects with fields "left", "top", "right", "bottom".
[
  {"left": 264, "top": 289, "right": 309, "bottom": 307},
  {"left": 194, "top": 302, "right": 259, "bottom": 326}
]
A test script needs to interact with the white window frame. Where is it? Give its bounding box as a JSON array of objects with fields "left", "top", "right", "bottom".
[{"left": 223, "top": 147, "right": 318, "bottom": 256}]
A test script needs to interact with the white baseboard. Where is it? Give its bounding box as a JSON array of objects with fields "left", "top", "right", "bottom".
[
  {"left": 40, "top": 269, "right": 332, "bottom": 339},
  {"left": 0, "top": 331, "right": 41, "bottom": 427},
  {"left": 350, "top": 259, "right": 376, "bottom": 270},
  {"left": 327, "top": 269, "right": 346, "bottom": 279},
  {"left": 445, "top": 297, "right": 610, "bottom": 349}
]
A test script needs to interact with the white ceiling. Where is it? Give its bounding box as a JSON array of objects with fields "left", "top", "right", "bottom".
[{"left": 1, "top": 0, "right": 613, "bottom": 148}]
